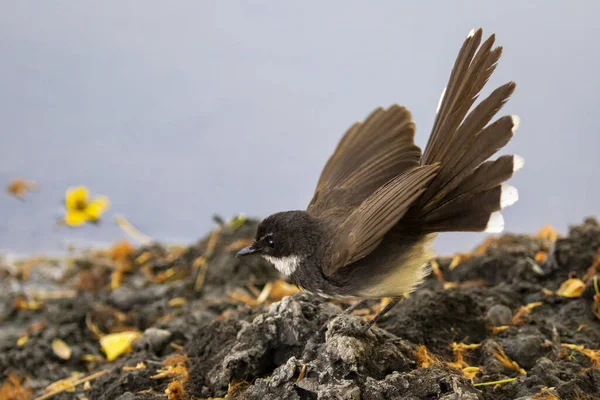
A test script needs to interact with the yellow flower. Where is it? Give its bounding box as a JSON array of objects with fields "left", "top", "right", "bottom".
[{"left": 64, "top": 186, "right": 110, "bottom": 227}]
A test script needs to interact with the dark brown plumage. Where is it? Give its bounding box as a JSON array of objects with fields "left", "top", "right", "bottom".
[{"left": 238, "top": 28, "right": 523, "bottom": 329}]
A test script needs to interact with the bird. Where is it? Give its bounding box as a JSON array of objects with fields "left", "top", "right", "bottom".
[{"left": 237, "top": 28, "right": 523, "bottom": 330}]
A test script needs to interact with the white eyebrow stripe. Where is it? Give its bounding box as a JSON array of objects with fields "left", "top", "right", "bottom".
[{"left": 259, "top": 233, "right": 273, "bottom": 241}]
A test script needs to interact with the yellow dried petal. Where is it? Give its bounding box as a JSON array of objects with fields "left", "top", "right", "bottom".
[
  {"left": 416, "top": 345, "right": 438, "bottom": 368},
  {"left": 534, "top": 251, "right": 547, "bottom": 263},
  {"left": 462, "top": 366, "right": 480, "bottom": 380},
  {"left": 534, "top": 225, "right": 559, "bottom": 242},
  {"left": 168, "top": 297, "right": 188, "bottom": 307},
  {"left": 99, "top": 331, "right": 141, "bottom": 361},
  {"left": 110, "top": 240, "right": 134, "bottom": 264},
  {"left": 491, "top": 344, "right": 526, "bottom": 375},
  {"left": 449, "top": 253, "right": 471, "bottom": 270},
  {"left": 227, "top": 214, "right": 247, "bottom": 230},
  {"left": 52, "top": 338, "right": 72, "bottom": 360},
  {"left": 556, "top": 278, "right": 585, "bottom": 298}
]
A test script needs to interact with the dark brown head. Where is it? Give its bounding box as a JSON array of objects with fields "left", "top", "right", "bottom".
[{"left": 237, "top": 210, "right": 323, "bottom": 275}]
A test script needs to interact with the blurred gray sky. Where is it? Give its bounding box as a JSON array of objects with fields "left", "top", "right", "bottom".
[{"left": 1, "top": 1, "right": 599, "bottom": 255}]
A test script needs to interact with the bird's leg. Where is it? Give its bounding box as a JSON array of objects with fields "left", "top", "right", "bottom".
[
  {"left": 342, "top": 299, "right": 368, "bottom": 315},
  {"left": 363, "top": 297, "right": 402, "bottom": 331}
]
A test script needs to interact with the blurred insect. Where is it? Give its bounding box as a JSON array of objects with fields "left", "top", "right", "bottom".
[
  {"left": 62, "top": 186, "right": 110, "bottom": 227},
  {"left": 6, "top": 178, "right": 37, "bottom": 200}
]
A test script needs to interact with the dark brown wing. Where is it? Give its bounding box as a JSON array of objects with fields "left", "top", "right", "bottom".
[
  {"left": 306, "top": 105, "right": 422, "bottom": 221},
  {"left": 323, "top": 164, "right": 439, "bottom": 276}
]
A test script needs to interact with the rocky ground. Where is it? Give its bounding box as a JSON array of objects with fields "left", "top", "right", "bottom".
[{"left": 1, "top": 217, "right": 599, "bottom": 400}]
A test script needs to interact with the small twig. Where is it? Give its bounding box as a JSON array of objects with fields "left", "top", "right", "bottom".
[
  {"left": 29, "top": 290, "right": 78, "bottom": 301},
  {"left": 473, "top": 377, "right": 517, "bottom": 387},
  {"left": 193, "top": 226, "right": 222, "bottom": 291},
  {"left": 114, "top": 216, "right": 152, "bottom": 245},
  {"left": 256, "top": 282, "right": 273, "bottom": 304},
  {"left": 35, "top": 370, "right": 109, "bottom": 400}
]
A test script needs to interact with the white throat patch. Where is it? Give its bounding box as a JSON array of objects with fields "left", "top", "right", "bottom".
[{"left": 262, "top": 255, "right": 300, "bottom": 276}]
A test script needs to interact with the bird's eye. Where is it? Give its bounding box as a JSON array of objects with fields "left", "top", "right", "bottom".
[{"left": 267, "top": 238, "right": 275, "bottom": 248}]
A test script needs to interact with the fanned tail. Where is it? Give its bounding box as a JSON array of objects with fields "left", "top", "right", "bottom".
[{"left": 406, "top": 28, "right": 523, "bottom": 233}]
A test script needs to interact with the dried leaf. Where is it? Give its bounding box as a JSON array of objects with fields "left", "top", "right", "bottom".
[
  {"left": 491, "top": 343, "right": 526, "bottom": 375},
  {"left": 531, "top": 387, "right": 559, "bottom": 400},
  {"left": 227, "top": 379, "right": 251, "bottom": 398},
  {"left": 193, "top": 226, "right": 222, "bottom": 291},
  {"left": 268, "top": 280, "right": 300, "bottom": 302},
  {"left": 512, "top": 302, "right": 543, "bottom": 325},
  {"left": 449, "top": 253, "right": 471, "bottom": 270},
  {"left": 256, "top": 282, "right": 273, "bottom": 304},
  {"left": 561, "top": 343, "right": 600, "bottom": 368},
  {"left": 583, "top": 249, "right": 600, "bottom": 281},
  {"left": 461, "top": 366, "right": 480, "bottom": 380},
  {"left": 227, "top": 214, "right": 248, "bottom": 230},
  {"left": 109, "top": 240, "right": 135, "bottom": 289},
  {"left": 168, "top": 297, "right": 188, "bottom": 308},
  {"left": 163, "top": 353, "right": 189, "bottom": 368},
  {"left": 99, "top": 331, "right": 141, "bottom": 361},
  {"left": 52, "top": 338, "right": 72, "bottom": 360},
  {"left": 151, "top": 365, "right": 189, "bottom": 381},
  {"left": 541, "top": 288, "right": 555, "bottom": 296},
  {"left": 534, "top": 251, "right": 547, "bottom": 264},
  {"left": 85, "top": 312, "right": 105, "bottom": 339},
  {"left": 36, "top": 370, "right": 108, "bottom": 400},
  {"left": 490, "top": 325, "right": 510, "bottom": 335},
  {"left": 534, "top": 225, "right": 559, "bottom": 242},
  {"left": 473, "top": 236, "right": 500, "bottom": 256},
  {"left": 122, "top": 362, "right": 147, "bottom": 372},
  {"left": 44, "top": 374, "right": 81, "bottom": 395},
  {"left": 0, "top": 373, "right": 31, "bottom": 400},
  {"left": 6, "top": 178, "right": 37, "bottom": 200},
  {"left": 444, "top": 280, "right": 485, "bottom": 290},
  {"left": 13, "top": 296, "right": 43, "bottom": 311},
  {"left": 450, "top": 342, "right": 481, "bottom": 368},
  {"left": 110, "top": 240, "right": 134, "bottom": 265},
  {"left": 416, "top": 345, "right": 438, "bottom": 368},
  {"left": 592, "top": 276, "right": 600, "bottom": 321},
  {"left": 227, "top": 289, "right": 258, "bottom": 306},
  {"left": 430, "top": 259, "right": 445, "bottom": 284},
  {"left": 135, "top": 251, "right": 153, "bottom": 265},
  {"left": 555, "top": 278, "right": 585, "bottom": 298},
  {"left": 296, "top": 364, "right": 307, "bottom": 382},
  {"left": 165, "top": 380, "right": 187, "bottom": 400}
]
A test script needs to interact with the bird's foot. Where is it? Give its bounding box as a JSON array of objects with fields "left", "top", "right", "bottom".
[{"left": 362, "top": 297, "right": 402, "bottom": 331}]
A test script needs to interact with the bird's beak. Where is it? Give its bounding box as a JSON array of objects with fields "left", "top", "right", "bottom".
[{"left": 237, "top": 245, "right": 259, "bottom": 257}]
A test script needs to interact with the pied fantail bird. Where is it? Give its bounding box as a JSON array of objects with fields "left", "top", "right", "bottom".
[{"left": 238, "top": 28, "right": 523, "bottom": 329}]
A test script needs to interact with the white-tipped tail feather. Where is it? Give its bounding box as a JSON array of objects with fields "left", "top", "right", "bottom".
[
  {"left": 500, "top": 184, "right": 519, "bottom": 208},
  {"left": 511, "top": 115, "right": 520, "bottom": 133},
  {"left": 485, "top": 211, "right": 505, "bottom": 233},
  {"left": 411, "top": 29, "right": 521, "bottom": 237},
  {"left": 513, "top": 155, "right": 525, "bottom": 172}
]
